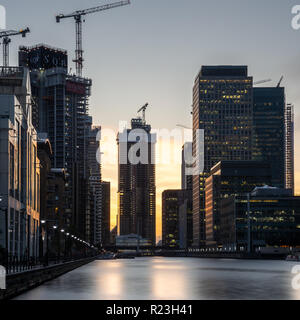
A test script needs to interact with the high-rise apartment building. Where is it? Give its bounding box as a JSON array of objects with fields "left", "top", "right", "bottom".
[
  {"left": 19, "top": 44, "right": 92, "bottom": 240},
  {"left": 117, "top": 117, "right": 156, "bottom": 245},
  {"left": 192, "top": 66, "right": 253, "bottom": 246}
]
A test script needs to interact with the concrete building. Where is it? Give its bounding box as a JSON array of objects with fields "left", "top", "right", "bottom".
[
  {"left": 117, "top": 117, "right": 156, "bottom": 245},
  {"left": 19, "top": 44, "right": 92, "bottom": 241},
  {"left": 192, "top": 66, "right": 253, "bottom": 246},
  {"left": 0, "top": 67, "right": 40, "bottom": 259}
]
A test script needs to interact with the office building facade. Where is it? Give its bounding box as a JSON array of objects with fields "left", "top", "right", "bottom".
[
  {"left": 192, "top": 66, "right": 253, "bottom": 246},
  {"left": 221, "top": 187, "right": 300, "bottom": 250},
  {"left": 205, "top": 161, "right": 272, "bottom": 245},
  {"left": 252, "top": 87, "right": 286, "bottom": 189},
  {"left": 0, "top": 67, "right": 40, "bottom": 259}
]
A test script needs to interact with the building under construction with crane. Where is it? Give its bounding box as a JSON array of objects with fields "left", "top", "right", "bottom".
[
  {"left": 18, "top": 43, "right": 92, "bottom": 240},
  {"left": 13, "top": 1, "right": 131, "bottom": 243},
  {"left": 117, "top": 105, "right": 157, "bottom": 245}
]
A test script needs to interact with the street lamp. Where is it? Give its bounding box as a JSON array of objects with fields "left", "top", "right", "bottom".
[{"left": 41, "top": 220, "right": 58, "bottom": 266}]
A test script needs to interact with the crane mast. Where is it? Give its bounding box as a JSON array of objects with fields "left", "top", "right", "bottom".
[
  {"left": 56, "top": 0, "right": 130, "bottom": 76},
  {"left": 137, "top": 103, "right": 149, "bottom": 124},
  {"left": 0, "top": 28, "right": 30, "bottom": 67}
]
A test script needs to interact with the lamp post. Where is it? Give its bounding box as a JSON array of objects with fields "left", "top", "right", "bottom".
[
  {"left": 0, "top": 207, "right": 8, "bottom": 267},
  {"left": 41, "top": 219, "right": 58, "bottom": 266}
]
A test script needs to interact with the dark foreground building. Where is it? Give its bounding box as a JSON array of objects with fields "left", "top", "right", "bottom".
[
  {"left": 205, "top": 161, "right": 272, "bottom": 245},
  {"left": 221, "top": 186, "right": 300, "bottom": 251},
  {"left": 253, "top": 87, "right": 286, "bottom": 189},
  {"left": 101, "top": 181, "right": 111, "bottom": 247},
  {"left": 162, "top": 190, "right": 192, "bottom": 249}
]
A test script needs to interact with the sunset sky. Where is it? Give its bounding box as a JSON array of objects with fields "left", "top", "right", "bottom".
[{"left": 3, "top": 0, "right": 300, "bottom": 240}]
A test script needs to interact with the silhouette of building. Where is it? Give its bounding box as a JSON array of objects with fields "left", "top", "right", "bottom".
[
  {"left": 205, "top": 161, "right": 272, "bottom": 246},
  {"left": 19, "top": 44, "right": 92, "bottom": 241},
  {"left": 162, "top": 189, "right": 192, "bottom": 249},
  {"left": 117, "top": 117, "right": 156, "bottom": 245},
  {"left": 101, "top": 181, "right": 111, "bottom": 247},
  {"left": 285, "top": 103, "right": 294, "bottom": 194},
  {"left": 253, "top": 87, "right": 286, "bottom": 189},
  {"left": 221, "top": 186, "right": 300, "bottom": 250}
]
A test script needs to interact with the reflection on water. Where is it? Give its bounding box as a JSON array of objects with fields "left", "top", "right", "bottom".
[{"left": 14, "top": 257, "right": 300, "bottom": 300}]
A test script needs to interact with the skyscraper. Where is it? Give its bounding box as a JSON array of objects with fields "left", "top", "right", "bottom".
[
  {"left": 162, "top": 189, "right": 192, "bottom": 249},
  {"left": 0, "top": 67, "right": 40, "bottom": 259},
  {"left": 192, "top": 66, "right": 253, "bottom": 247},
  {"left": 87, "top": 120, "right": 102, "bottom": 246},
  {"left": 19, "top": 44, "right": 92, "bottom": 240},
  {"left": 101, "top": 181, "right": 111, "bottom": 247},
  {"left": 117, "top": 117, "right": 156, "bottom": 245},
  {"left": 285, "top": 103, "right": 295, "bottom": 194},
  {"left": 181, "top": 142, "right": 193, "bottom": 191},
  {"left": 252, "top": 87, "right": 286, "bottom": 189}
]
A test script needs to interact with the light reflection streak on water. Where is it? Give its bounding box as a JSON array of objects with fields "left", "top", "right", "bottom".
[{"left": 13, "top": 257, "right": 300, "bottom": 300}]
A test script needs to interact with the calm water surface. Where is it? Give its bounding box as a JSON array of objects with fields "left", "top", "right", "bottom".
[{"left": 14, "top": 257, "right": 300, "bottom": 300}]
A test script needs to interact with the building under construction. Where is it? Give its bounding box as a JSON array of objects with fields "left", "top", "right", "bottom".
[
  {"left": 19, "top": 44, "right": 92, "bottom": 239},
  {"left": 117, "top": 117, "right": 156, "bottom": 245}
]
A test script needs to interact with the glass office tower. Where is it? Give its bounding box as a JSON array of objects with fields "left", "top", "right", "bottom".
[{"left": 192, "top": 66, "right": 253, "bottom": 247}]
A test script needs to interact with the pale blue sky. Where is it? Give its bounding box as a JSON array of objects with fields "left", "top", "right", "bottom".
[{"left": 3, "top": 0, "right": 300, "bottom": 193}]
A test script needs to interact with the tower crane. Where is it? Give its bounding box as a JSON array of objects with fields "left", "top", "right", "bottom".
[
  {"left": 277, "top": 76, "right": 284, "bottom": 88},
  {"left": 253, "top": 79, "right": 272, "bottom": 85},
  {"left": 137, "top": 103, "right": 149, "bottom": 124},
  {"left": 56, "top": 0, "right": 131, "bottom": 77},
  {"left": 0, "top": 28, "right": 30, "bottom": 67}
]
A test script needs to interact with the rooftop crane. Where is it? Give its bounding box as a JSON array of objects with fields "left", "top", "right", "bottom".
[
  {"left": 0, "top": 28, "right": 30, "bottom": 67},
  {"left": 137, "top": 103, "right": 149, "bottom": 124},
  {"left": 253, "top": 79, "right": 272, "bottom": 85},
  {"left": 56, "top": 0, "right": 131, "bottom": 76},
  {"left": 277, "top": 76, "right": 284, "bottom": 88}
]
